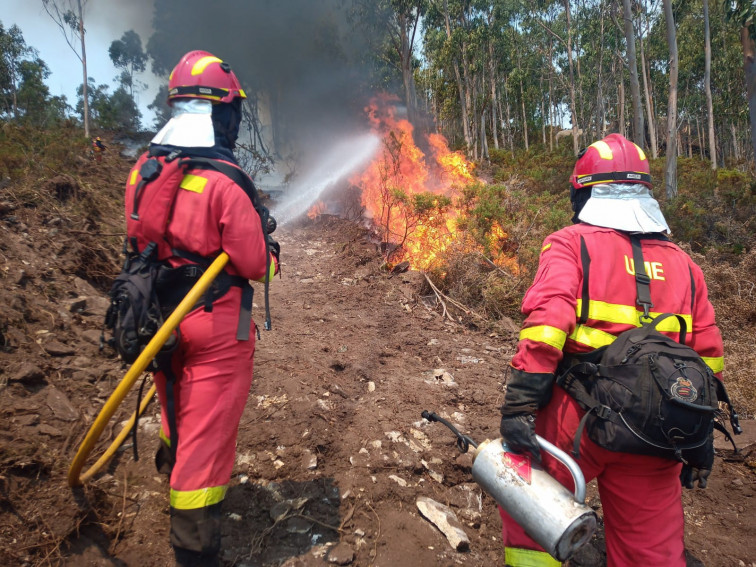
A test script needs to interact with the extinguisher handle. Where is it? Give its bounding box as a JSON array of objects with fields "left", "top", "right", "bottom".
[{"left": 536, "top": 435, "right": 588, "bottom": 504}]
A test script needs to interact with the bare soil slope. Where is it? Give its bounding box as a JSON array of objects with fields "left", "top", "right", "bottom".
[{"left": 0, "top": 146, "right": 754, "bottom": 567}]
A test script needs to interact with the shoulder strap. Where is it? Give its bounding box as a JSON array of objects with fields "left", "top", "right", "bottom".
[
  {"left": 184, "top": 156, "right": 274, "bottom": 332},
  {"left": 579, "top": 236, "right": 591, "bottom": 324},
  {"left": 184, "top": 157, "right": 264, "bottom": 211},
  {"left": 630, "top": 235, "right": 654, "bottom": 322}
]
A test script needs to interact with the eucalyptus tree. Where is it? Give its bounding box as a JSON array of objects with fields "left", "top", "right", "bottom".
[
  {"left": 662, "top": 0, "right": 679, "bottom": 198},
  {"left": 426, "top": 0, "right": 475, "bottom": 152},
  {"left": 704, "top": 0, "right": 716, "bottom": 169},
  {"left": 724, "top": 1, "right": 756, "bottom": 164},
  {"left": 528, "top": 0, "right": 580, "bottom": 154},
  {"left": 108, "top": 30, "right": 148, "bottom": 99},
  {"left": 637, "top": 0, "right": 658, "bottom": 159},
  {"left": 42, "top": 0, "right": 90, "bottom": 137},
  {"left": 15, "top": 57, "right": 63, "bottom": 126},
  {"left": 0, "top": 22, "right": 32, "bottom": 119},
  {"left": 622, "top": 0, "right": 645, "bottom": 147},
  {"left": 351, "top": 0, "right": 429, "bottom": 134}
]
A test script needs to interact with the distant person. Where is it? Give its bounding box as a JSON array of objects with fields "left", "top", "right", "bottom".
[
  {"left": 123, "top": 50, "right": 278, "bottom": 567},
  {"left": 92, "top": 136, "right": 106, "bottom": 162},
  {"left": 498, "top": 133, "right": 728, "bottom": 566}
]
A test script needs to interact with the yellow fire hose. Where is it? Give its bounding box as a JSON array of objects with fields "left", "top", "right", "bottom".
[{"left": 67, "top": 252, "right": 230, "bottom": 487}]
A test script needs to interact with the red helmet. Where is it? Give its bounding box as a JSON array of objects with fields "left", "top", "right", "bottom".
[
  {"left": 570, "top": 133, "right": 651, "bottom": 190},
  {"left": 168, "top": 50, "right": 246, "bottom": 104}
]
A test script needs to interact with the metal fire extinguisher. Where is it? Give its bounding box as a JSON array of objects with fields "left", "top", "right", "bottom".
[{"left": 422, "top": 411, "right": 597, "bottom": 562}]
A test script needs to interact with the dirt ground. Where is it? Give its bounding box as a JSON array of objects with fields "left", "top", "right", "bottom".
[{"left": 0, "top": 147, "right": 755, "bottom": 567}]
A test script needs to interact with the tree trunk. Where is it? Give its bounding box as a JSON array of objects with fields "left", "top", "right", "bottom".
[
  {"left": 520, "top": 76, "right": 529, "bottom": 150},
  {"left": 398, "top": 12, "right": 419, "bottom": 130},
  {"left": 564, "top": 0, "right": 580, "bottom": 155},
  {"left": 488, "top": 36, "right": 499, "bottom": 151},
  {"left": 78, "top": 0, "right": 89, "bottom": 138},
  {"left": 505, "top": 80, "right": 514, "bottom": 154},
  {"left": 622, "top": 0, "right": 644, "bottom": 148},
  {"left": 481, "top": 108, "right": 489, "bottom": 160},
  {"left": 619, "top": 77, "right": 626, "bottom": 138},
  {"left": 639, "top": 33, "right": 658, "bottom": 158},
  {"left": 741, "top": 26, "right": 756, "bottom": 166},
  {"left": 540, "top": 75, "right": 547, "bottom": 146},
  {"left": 703, "top": 0, "right": 717, "bottom": 169},
  {"left": 549, "top": 37, "right": 554, "bottom": 151},
  {"left": 663, "top": 0, "right": 678, "bottom": 198},
  {"left": 731, "top": 122, "right": 740, "bottom": 162},
  {"left": 596, "top": 5, "right": 606, "bottom": 140},
  {"left": 497, "top": 95, "right": 505, "bottom": 148},
  {"left": 442, "top": 0, "right": 472, "bottom": 153},
  {"left": 461, "top": 39, "right": 475, "bottom": 158}
]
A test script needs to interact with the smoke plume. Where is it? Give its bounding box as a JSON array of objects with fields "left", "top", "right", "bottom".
[{"left": 146, "top": 0, "right": 386, "bottom": 177}]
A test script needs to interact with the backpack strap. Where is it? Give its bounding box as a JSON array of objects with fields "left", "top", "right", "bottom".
[
  {"left": 578, "top": 236, "right": 591, "bottom": 325},
  {"left": 184, "top": 157, "right": 274, "bottom": 333},
  {"left": 169, "top": 248, "right": 254, "bottom": 341},
  {"left": 556, "top": 362, "right": 621, "bottom": 458},
  {"left": 154, "top": 349, "right": 180, "bottom": 462},
  {"left": 630, "top": 235, "right": 654, "bottom": 322}
]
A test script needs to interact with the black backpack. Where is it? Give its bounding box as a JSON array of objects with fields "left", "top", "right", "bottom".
[
  {"left": 104, "top": 241, "right": 167, "bottom": 364},
  {"left": 557, "top": 234, "right": 740, "bottom": 462}
]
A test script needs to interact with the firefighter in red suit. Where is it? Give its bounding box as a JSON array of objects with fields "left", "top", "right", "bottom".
[
  {"left": 125, "top": 50, "right": 278, "bottom": 567},
  {"left": 498, "top": 134, "right": 724, "bottom": 567}
]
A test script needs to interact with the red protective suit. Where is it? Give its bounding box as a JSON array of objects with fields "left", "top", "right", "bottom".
[
  {"left": 501, "top": 222, "right": 724, "bottom": 567},
  {"left": 125, "top": 153, "right": 274, "bottom": 558}
]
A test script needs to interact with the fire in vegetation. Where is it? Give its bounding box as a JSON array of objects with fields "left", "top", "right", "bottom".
[
  {"left": 348, "top": 94, "right": 511, "bottom": 274},
  {"left": 305, "top": 94, "right": 519, "bottom": 275},
  {"left": 307, "top": 200, "right": 326, "bottom": 220}
]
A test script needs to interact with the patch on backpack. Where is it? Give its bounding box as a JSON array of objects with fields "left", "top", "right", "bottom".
[{"left": 670, "top": 376, "right": 698, "bottom": 403}]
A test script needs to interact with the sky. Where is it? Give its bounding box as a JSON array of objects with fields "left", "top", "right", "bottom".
[
  {"left": 3, "top": 0, "right": 160, "bottom": 126},
  {"left": 3, "top": 1, "right": 385, "bottom": 190}
]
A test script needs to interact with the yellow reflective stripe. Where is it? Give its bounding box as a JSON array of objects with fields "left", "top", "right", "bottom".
[
  {"left": 541, "top": 242, "right": 552, "bottom": 253},
  {"left": 635, "top": 145, "right": 647, "bottom": 161},
  {"left": 702, "top": 356, "right": 724, "bottom": 374},
  {"left": 180, "top": 174, "right": 208, "bottom": 194},
  {"left": 191, "top": 56, "right": 222, "bottom": 75},
  {"left": 255, "top": 259, "right": 277, "bottom": 283},
  {"left": 590, "top": 140, "right": 613, "bottom": 159},
  {"left": 159, "top": 427, "right": 170, "bottom": 447},
  {"left": 575, "top": 300, "right": 692, "bottom": 332},
  {"left": 569, "top": 324, "right": 617, "bottom": 349},
  {"left": 170, "top": 485, "right": 227, "bottom": 510},
  {"left": 239, "top": 88, "right": 246, "bottom": 98},
  {"left": 129, "top": 169, "right": 139, "bottom": 186},
  {"left": 504, "top": 547, "right": 561, "bottom": 567},
  {"left": 519, "top": 326, "right": 567, "bottom": 351}
]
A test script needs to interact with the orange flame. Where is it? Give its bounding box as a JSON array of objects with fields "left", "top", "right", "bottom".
[
  {"left": 350, "top": 94, "right": 478, "bottom": 270},
  {"left": 307, "top": 200, "right": 326, "bottom": 220}
]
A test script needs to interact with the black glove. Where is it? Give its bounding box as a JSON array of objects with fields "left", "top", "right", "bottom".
[
  {"left": 267, "top": 237, "right": 280, "bottom": 262},
  {"left": 680, "top": 434, "right": 714, "bottom": 489},
  {"left": 500, "top": 414, "right": 540, "bottom": 461},
  {"left": 499, "top": 368, "right": 555, "bottom": 462}
]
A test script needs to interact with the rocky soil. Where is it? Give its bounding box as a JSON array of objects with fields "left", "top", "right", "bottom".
[{"left": 0, "top": 144, "right": 754, "bottom": 567}]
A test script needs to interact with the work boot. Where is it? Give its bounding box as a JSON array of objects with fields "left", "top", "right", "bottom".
[{"left": 173, "top": 546, "right": 220, "bottom": 567}]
